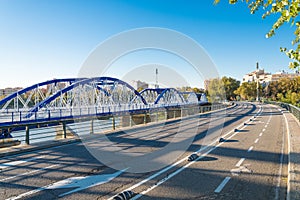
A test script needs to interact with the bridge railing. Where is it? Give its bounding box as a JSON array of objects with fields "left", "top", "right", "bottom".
[
  {"left": 265, "top": 101, "right": 300, "bottom": 122},
  {"left": 0, "top": 103, "right": 229, "bottom": 145}
]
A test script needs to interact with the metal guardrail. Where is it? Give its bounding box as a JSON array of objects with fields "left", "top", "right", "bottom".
[
  {"left": 266, "top": 101, "right": 300, "bottom": 122},
  {"left": 0, "top": 103, "right": 228, "bottom": 145}
]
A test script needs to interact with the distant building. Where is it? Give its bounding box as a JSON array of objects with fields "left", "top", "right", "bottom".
[
  {"left": 270, "top": 70, "right": 300, "bottom": 82},
  {"left": 242, "top": 69, "right": 299, "bottom": 84},
  {"left": 242, "top": 69, "right": 272, "bottom": 84},
  {"left": 131, "top": 80, "right": 149, "bottom": 91},
  {"left": 0, "top": 87, "right": 23, "bottom": 97}
]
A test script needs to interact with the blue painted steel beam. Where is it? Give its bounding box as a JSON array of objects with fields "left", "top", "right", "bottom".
[
  {"left": 25, "top": 77, "right": 147, "bottom": 118},
  {"left": 0, "top": 78, "right": 84, "bottom": 107},
  {"left": 154, "top": 88, "right": 185, "bottom": 104}
]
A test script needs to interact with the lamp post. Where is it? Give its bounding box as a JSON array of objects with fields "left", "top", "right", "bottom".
[{"left": 256, "top": 62, "right": 259, "bottom": 102}]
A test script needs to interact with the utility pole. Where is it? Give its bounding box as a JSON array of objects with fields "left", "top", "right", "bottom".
[{"left": 256, "top": 62, "right": 259, "bottom": 102}]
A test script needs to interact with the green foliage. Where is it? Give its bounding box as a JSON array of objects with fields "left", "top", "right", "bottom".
[
  {"left": 234, "top": 81, "right": 262, "bottom": 100},
  {"left": 221, "top": 76, "right": 241, "bottom": 100},
  {"left": 214, "top": 0, "right": 300, "bottom": 69},
  {"left": 176, "top": 86, "right": 204, "bottom": 93},
  {"left": 264, "top": 76, "right": 300, "bottom": 106},
  {"left": 207, "top": 76, "right": 240, "bottom": 102},
  {"left": 207, "top": 78, "right": 226, "bottom": 102}
]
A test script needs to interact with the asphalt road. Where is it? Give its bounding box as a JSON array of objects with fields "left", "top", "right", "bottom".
[{"left": 0, "top": 102, "right": 288, "bottom": 200}]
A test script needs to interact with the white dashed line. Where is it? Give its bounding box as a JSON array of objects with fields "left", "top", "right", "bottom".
[
  {"left": 214, "top": 177, "right": 231, "bottom": 193},
  {"left": 113, "top": 104, "right": 264, "bottom": 200},
  {"left": 262, "top": 128, "right": 266, "bottom": 132},
  {"left": 235, "top": 158, "right": 245, "bottom": 167},
  {"left": 247, "top": 146, "right": 253, "bottom": 152},
  {"left": 259, "top": 132, "right": 263, "bottom": 137},
  {"left": 254, "top": 138, "right": 259, "bottom": 143}
]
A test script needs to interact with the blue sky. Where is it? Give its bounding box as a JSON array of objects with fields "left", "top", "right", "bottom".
[{"left": 0, "top": 0, "right": 296, "bottom": 89}]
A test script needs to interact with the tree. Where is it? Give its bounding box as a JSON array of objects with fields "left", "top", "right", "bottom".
[
  {"left": 207, "top": 78, "right": 226, "bottom": 102},
  {"left": 221, "top": 76, "right": 241, "bottom": 100},
  {"left": 214, "top": 0, "right": 300, "bottom": 69},
  {"left": 206, "top": 76, "right": 240, "bottom": 102},
  {"left": 234, "top": 81, "right": 262, "bottom": 100},
  {"left": 265, "top": 76, "right": 300, "bottom": 106}
]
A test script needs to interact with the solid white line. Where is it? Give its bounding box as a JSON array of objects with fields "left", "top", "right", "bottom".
[
  {"left": 275, "top": 117, "right": 285, "bottom": 200},
  {"left": 235, "top": 158, "right": 245, "bottom": 167},
  {"left": 283, "top": 112, "right": 291, "bottom": 200},
  {"left": 259, "top": 132, "right": 263, "bottom": 137},
  {"left": 111, "top": 104, "right": 263, "bottom": 200},
  {"left": 0, "top": 164, "right": 58, "bottom": 182},
  {"left": 214, "top": 177, "right": 231, "bottom": 193},
  {"left": 254, "top": 138, "right": 259, "bottom": 144},
  {"left": 247, "top": 146, "right": 253, "bottom": 153}
]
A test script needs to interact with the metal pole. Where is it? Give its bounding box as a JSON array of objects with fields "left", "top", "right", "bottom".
[
  {"left": 62, "top": 122, "right": 67, "bottom": 138},
  {"left": 256, "top": 62, "right": 259, "bottom": 102},
  {"left": 25, "top": 126, "right": 30, "bottom": 145},
  {"left": 90, "top": 119, "right": 94, "bottom": 134},
  {"left": 112, "top": 117, "right": 116, "bottom": 130}
]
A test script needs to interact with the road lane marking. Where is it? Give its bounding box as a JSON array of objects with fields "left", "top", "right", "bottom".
[
  {"left": 3, "top": 104, "right": 240, "bottom": 200},
  {"left": 0, "top": 164, "right": 58, "bottom": 182},
  {"left": 214, "top": 177, "right": 231, "bottom": 193},
  {"left": 282, "top": 112, "right": 291, "bottom": 200},
  {"left": 235, "top": 158, "right": 245, "bottom": 167},
  {"left": 264, "top": 125, "right": 268, "bottom": 128},
  {"left": 262, "top": 128, "right": 266, "bottom": 132},
  {"left": 112, "top": 103, "right": 263, "bottom": 199},
  {"left": 6, "top": 169, "right": 126, "bottom": 200},
  {"left": 275, "top": 119, "right": 285, "bottom": 200},
  {"left": 259, "top": 132, "right": 263, "bottom": 137},
  {"left": 254, "top": 138, "right": 259, "bottom": 143},
  {"left": 0, "top": 156, "right": 45, "bottom": 170},
  {"left": 230, "top": 166, "right": 252, "bottom": 176},
  {"left": 247, "top": 146, "right": 253, "bottom": 152}
]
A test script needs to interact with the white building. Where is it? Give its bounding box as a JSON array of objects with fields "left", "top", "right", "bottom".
[
  {"left": 131, "top": 80, "right": 149, "bottom": 90},
  {"left": 242, "top": 69, "right": 299, "bottom": 84}
]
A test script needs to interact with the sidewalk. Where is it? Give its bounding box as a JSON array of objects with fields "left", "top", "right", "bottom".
[{"left": 284, "top": 110, "right": 300, "bottom": 200}]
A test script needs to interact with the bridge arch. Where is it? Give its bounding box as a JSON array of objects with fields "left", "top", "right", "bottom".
[
  {"left": 0, "top": 78, "right": 83, "bottom": 111},
  {"left": 154, "top": 88, "right": 185, "bottom": 105},
  {"left": 25, "top": 77, "right": 147, "bottom": 117},
  {"left": 180, "top": 92, "right": 198, "bottom": 104}
]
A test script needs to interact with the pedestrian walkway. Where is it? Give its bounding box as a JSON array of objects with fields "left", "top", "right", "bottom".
[{"left": 284, "top": 110, "right": 300, "bottom": 200}]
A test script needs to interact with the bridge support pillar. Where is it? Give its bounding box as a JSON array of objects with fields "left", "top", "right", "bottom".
[
  {"left": 129, "top": 115, "right": 132, "bottom": 127},
  {"left": 62, "top": 122, "right": 67, "bottom": 138},
  {"left": 90, "top": 120, "right": 94, "bottom": 134},
  {"left": 112, "top": 117, "right": 116, "bottom": 130},
  {"left": 25, "top": 126, "right": 30, "bottom": 145}
]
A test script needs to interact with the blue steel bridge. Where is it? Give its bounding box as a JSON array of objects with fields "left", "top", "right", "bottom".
[{"left": 0, "top": 77, "right": 209, "bottom": 142}]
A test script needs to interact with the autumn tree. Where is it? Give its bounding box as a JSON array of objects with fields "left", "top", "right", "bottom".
[
  {"left": 264, "top": 76, "right": 300, "bottom": 106},
  {"left": 234, "top": 81, "right": 262, "bottom": 100}
]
